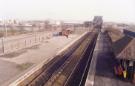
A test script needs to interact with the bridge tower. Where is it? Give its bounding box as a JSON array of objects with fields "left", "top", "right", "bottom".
[{"left": 93, "top": 16, "right": 103, "bottom": 32}]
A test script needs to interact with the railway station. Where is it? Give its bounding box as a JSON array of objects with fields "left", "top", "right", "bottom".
[
  {"left": 3, "top": 16, "right": 133, "bottom": 86},
  {"left": 0, "top": 0, "right": 135, "bottom": 86}
]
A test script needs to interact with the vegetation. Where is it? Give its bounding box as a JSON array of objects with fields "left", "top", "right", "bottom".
[
  {"left": 16, "top": 62, "right": 33, "bottom": 71},
  {"left": 0, "top": 49, "right": 27, "bottom": 58},
  {"left": 0, "top": 28, "right": 29, "bottom": 38}
]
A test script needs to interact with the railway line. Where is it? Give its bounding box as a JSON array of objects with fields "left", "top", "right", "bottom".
[
  {"left": 23, "top": 32, "right": 98, "bottom": 86},
  {"left": 8, "top": 30, "right": 135, "bottom": 86},
  {"left": 8, "top": 17, "right": 135, "bottom": 86}
]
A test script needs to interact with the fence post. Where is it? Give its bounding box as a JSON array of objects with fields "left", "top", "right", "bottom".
[
  {"left": 2, "top": 37, "right": 4, "bottom": 53},
  {"left": 25, "top": 40, "right": 26, "bottom": 47}
]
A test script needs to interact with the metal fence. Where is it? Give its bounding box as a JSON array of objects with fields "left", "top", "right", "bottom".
[
  {"left": 0, "top": 32, "right": 52, "bottom": 55},
  {"left": 0, "top": 27, "right": 91, "bottom": 55}
]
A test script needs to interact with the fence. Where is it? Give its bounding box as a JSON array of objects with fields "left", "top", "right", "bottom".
[
  {"left": 0, "top": 27, "right": 91, "bottom": 55},
  {"left": 0, "top": 32, "right": 52, "bottom": 55}
]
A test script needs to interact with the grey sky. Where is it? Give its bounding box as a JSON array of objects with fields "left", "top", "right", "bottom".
[{"left": 0, "top": 0, "right": 135, "bottom": 23}]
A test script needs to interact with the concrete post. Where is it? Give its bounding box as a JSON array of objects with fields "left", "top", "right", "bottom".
[{"left": 2, "top": 37, "right": 4, "bottom": 53}]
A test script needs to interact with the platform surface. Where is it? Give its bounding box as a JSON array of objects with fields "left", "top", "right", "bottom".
[{"left": 85, "top": 32, "right": 134, "bottom": 86}]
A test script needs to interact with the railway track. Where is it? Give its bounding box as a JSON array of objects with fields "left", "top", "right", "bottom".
[
  {"left": 65, "top": 33, "right": 97, "bottom": 86},
  {"left": 27, "top": 32, "right": 98, "bottom": 86}
]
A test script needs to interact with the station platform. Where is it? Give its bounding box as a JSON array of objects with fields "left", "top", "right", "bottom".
[{"left": 85, "top": 32, "right": 134, "bottom": 86}]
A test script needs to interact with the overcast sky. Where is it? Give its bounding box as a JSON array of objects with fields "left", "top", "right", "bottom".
[{"left": 0, "top": 0, "right": 135, "bottom": 23}]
